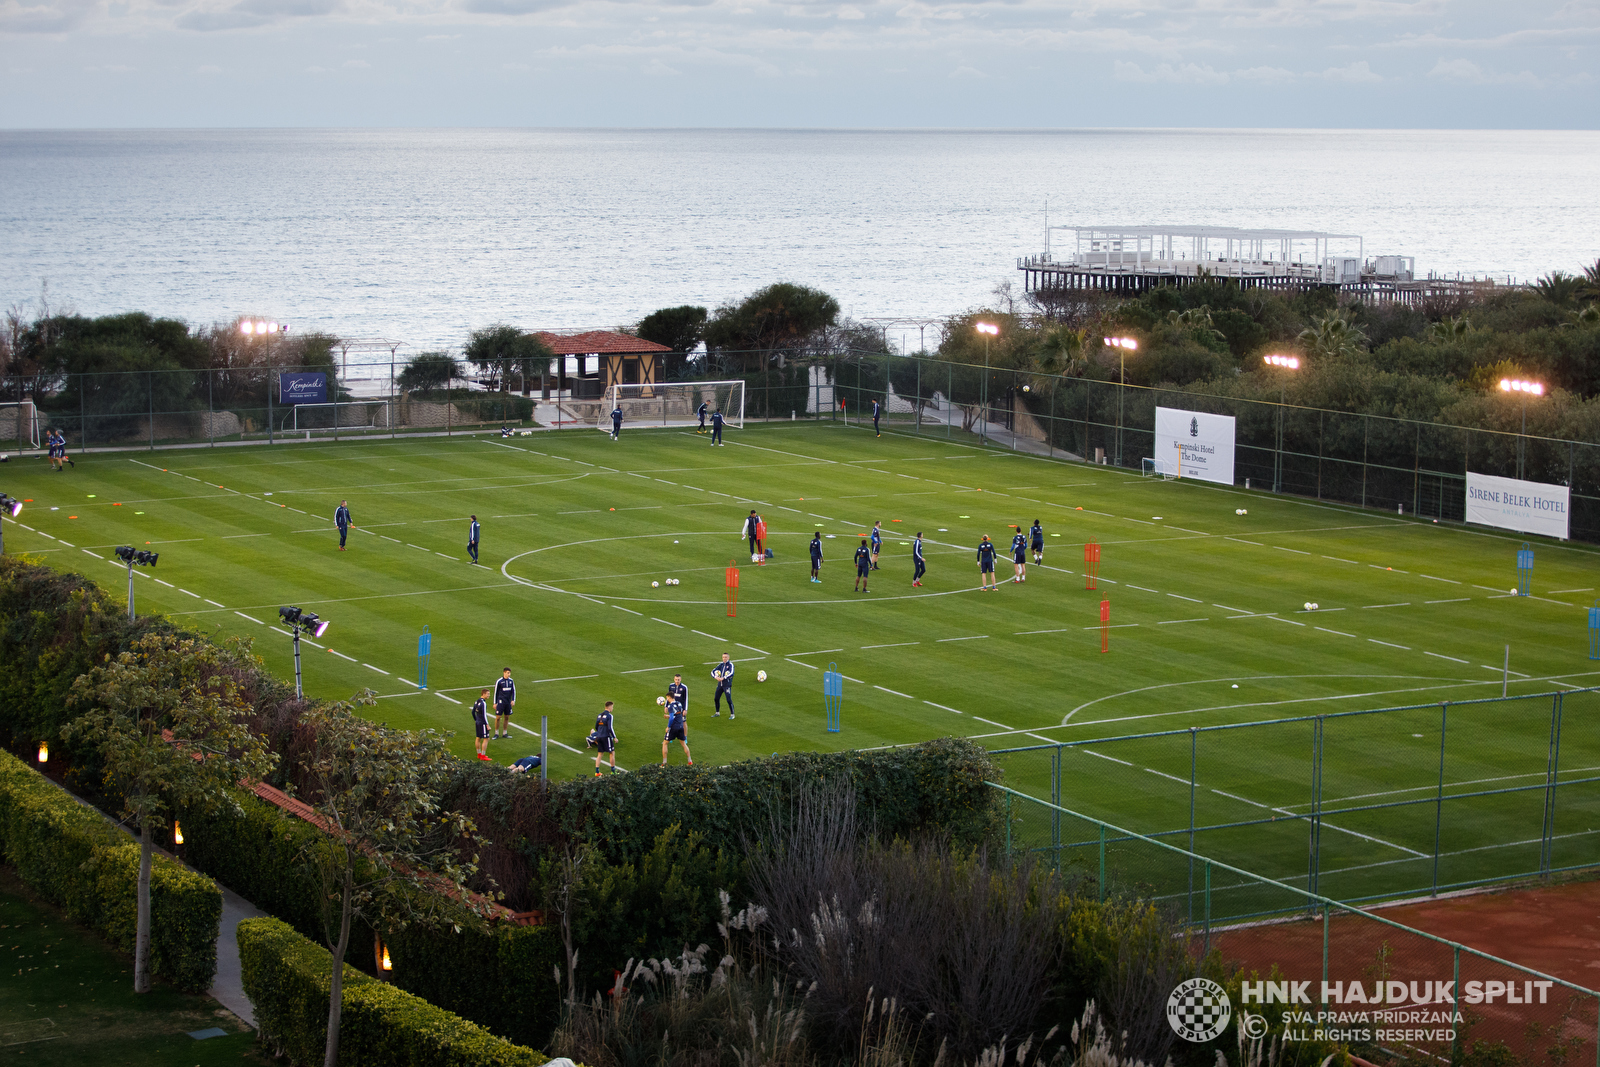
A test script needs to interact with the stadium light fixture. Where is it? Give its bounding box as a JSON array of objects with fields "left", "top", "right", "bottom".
[
  {"left": 974, "top": 323, "right": 999, "bottom": 443},
  {"left": 1499, "top": 378, "right": 1545, "bottom": 478},
  {"left": 1103, "top": 337, "right": 1139, "bottom": 467},
  {"left": 1263, "top": 356, "right": 1302, "bottom": 492},
  {"left": 279, "top": 606, "right": 331, "bottom": 697},
  {"left": 0, "top": 493, "right": 21, "bottom": 556},
  {"left": 116, "top": 545, "right": 158, "bottom": 620}
]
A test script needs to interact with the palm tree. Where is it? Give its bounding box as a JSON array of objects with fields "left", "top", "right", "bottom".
[
  {"left": 1297, "top": 312, "right": 1368, "bottom": 359},
  {"left": 1032, "top": 325, "right": 1087, "bottom": 377},
  {"left": 1426, "top": 316, "right": 1473, "bottom": 344},
  {"left": 1165, "top": 305, "right": 1226, "bottom": 343},
  {"left": 1579, "top": 259, "right": 1600, "bottom": 304},
  {"left": 1563, "top": 305, "right": 1600, "bottom": 331},
  {"left": 1533, "top": 271, "right": 1584, "bottom": 308}
]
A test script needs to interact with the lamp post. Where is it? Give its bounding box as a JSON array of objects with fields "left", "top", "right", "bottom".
[
  {"left": 239, "top": 320, "right": 289, "bottom": 444},
  {"left": 278, "top": 606, "right": 331, "bottom": 699},
  {"left": 1499, "top": 378, "right": 1543, "bottom": 480},
  {"left": 113, "top": 546, "right": 160, "bottom": 620},
  {"left": 0, "top": 493, "right": 21, "bottom": 555},
  {"left": 1264, "top": 354, "right": 1301, "bottom": 493},
  {"left": 975, "top": 322, "right": 999, "bottom": 443},
  {"left": 1104, "top": 337, "right": 1138, "bottom": 467}
]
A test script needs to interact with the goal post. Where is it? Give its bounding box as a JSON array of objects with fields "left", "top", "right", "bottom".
[
  {"left": 601, "top": 380, "right": 745, "bottom": 431},
  {"left": 288, "top": 401, "right": 392, "bottom": 434},
  {"left": 0, "top": 401, "right": 41, "bottom": 450}
]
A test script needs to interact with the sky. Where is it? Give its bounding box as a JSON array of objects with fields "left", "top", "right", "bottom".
[{"left": 0, "top": 0, "right": 1595, "bottom": 127}]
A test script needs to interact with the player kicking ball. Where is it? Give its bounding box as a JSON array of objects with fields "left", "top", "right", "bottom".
[{"left": 662, "top": 696, "right": 692, "bottom": 766}]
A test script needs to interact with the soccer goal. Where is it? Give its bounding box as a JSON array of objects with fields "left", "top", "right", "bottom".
[
  {"left": 1141, "top": 456, "right": 1181, "bottom": 480},
  {"left": 600, "top": 380, "right": 746, "bottom": 432},
  {"left": 0, "top": 401, "right": 41, "bottom": 450},
  {"left": 288, "top": 401, "right": 392, "bottom": 434}
]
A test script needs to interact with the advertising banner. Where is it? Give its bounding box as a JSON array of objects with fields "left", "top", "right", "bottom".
[
  {"left": 279, "top": 373, "right": 327, "bottom": 405},
  {"left": 1465, "top": 472, "right": 1569, "bottom": 540},
  {"left": 1154, "top": 407, "right": 1236, "bottom": 485}
]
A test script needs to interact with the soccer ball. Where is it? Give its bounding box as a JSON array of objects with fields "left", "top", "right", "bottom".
[
  {"left": 669, "top": 578, "right": 678, "bottom": 586},
  {"left": 1510, "top": 588, "right": 1519, "bottom": 596},
  {"left": 652, "top": 581, "right": 659, "bottom": 588},
  {"left": 657, "top": 695, "right": 667, "bottom": 706},
  {"left": 1310, "top": 603, "right": 1319, "bottom": 610},
  {"left": 1235, "top": 509, "right": 1245, "bottom": 515},
  {"left": 752, "top": 553, "right": 760, "bottom": 563},
  {"left": 757, "top": 670, "right": 767, "bottom": 682},
  {"left": 1304, "top": 602, "right": 1312, "bottom": 611}
]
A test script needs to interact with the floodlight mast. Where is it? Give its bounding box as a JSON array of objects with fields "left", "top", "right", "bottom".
[
  {"left": 278, "top": 607, "right": 329, "bottom": 699},
  {"left": 116, "top": 546, "right": 158, "bottom": 620}
]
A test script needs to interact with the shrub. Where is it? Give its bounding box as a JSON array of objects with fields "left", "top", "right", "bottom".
[
  {"left": 0, "top": 749, "right": 221, "bottom": 991},
  {"left": 238, "top": 916, "right": 549, "bottom": 1067}
]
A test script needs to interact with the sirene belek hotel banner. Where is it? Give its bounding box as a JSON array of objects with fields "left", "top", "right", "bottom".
[{"left": 1465, "top": 472, "right": 1569, "bottom": 541}]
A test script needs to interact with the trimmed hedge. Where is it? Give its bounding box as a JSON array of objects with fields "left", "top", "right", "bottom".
[
  {"left": 0, "top": 749, "right": 222, "bottom": 991},
  {"left": 238, "top": 916, "right": 549, "bottom": 1067}
]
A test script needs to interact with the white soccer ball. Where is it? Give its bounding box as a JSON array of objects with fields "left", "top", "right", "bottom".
[
  {"left": 1304, "top": 602, "right": 1312, "bottom": 611},
  {"left": 1240, "top": 509, "right": 1248, "bottom": 515},
  {"left": 1311, "top": 603, "right": 1318, "bottom": 610},
  {"left": 657, "top": 695, "right": 667, "bottom": 706},
  {"left": 757, "top": 670, "right": 767, "bottom": 682},
  {"left": 1236, "top": 509, "right": 1244, "bottom": 515},
  {"left": 652, "top": 581, "right": 659, "bottom": 588},
  {"left": 1510, "top": 588, "right": 1519, "bottom": 596}
]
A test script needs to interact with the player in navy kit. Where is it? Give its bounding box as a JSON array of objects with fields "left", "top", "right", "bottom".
[
  {"left": 668, "top": 673, "right": 688, "bottom": 715},
  {"left": 872, "top": 399, "right": 882, "bottom": 436},
  {"left": 493, "top": 667, "right": 516, "bottom": 740},
  {"left": 977, "top": 535, "right": 998, "bottom": 591},
  {"left": 467, "top": 515, "right": 480, "bottom": 564},
  {"left": 610, "top": 405, "right": 623, "bottom": 440},
  {"left": 1030, "top": 519, "right": 1044, "bottom": 564},
  {"left": 1011, "top": 527, "right": 1028, "bottom": 583},
  {"left": 869, "top": 521, "right": 882, "bottom": 570},
  {"left": 334, "top": 500, "right": 353, "bottom": 550},
  {"left": 854, "top": 539, "right": 871, "bottom": 592},
  {"left": 591, "top": 701, "right": 619, "bottom": 775},
  {"left": 809, "top": 532, "right": 823, "bottom": 583},
  {"left": 697, "top": 401, "right": 709, "bottom": 433},
  {"left": 662, "top": 697, "right": 692, "bottom": 765},
  {"left": 711, "top": 653, "right": 735, "bottom": 719},
  {"left": 912, "top": 532, "right": 926, "bottom": 586},
  {"left": 471, "top": 689, "right": 491, "bottom": 760},
  {"left": 710, "top": 409, "right": 725, "bottom": 445}
]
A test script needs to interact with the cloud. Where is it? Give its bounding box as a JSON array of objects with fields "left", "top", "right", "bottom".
[
  {"left": 1319, "top": 60, "right": 1381, "bottom": 82},
  {"left": 176, "top": 0, "right": 340, "bottom": 31},
  {"left": 1428, "top": 57, "right": 1541, "bottom": 86},
  {"left": 948, "top": 63, "right": 984, "bottom": 77},
  {"left": 1114, "top": 60, "right": 1230, "bottom": 84},
  {"left": 342, "top": 56, "right": 368, "bottom": 66},
  {"left": 836, "top": 3, "right": 863, "bottom": 16},
  {"left": 1115, "top": 58, "right": 1380, "bottom": 84},
  {"left": 0, "top": 0, "right": 88, "bottom": 33}
]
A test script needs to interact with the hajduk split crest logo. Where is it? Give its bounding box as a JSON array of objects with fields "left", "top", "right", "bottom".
[{"left": 1166, "top": 977, "right": 1232, "bottom": 1042}]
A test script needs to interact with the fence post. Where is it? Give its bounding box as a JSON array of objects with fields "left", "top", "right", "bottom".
[
  {"left": 1308, "top": 716, "right": 1323, "bottom": 903},
  {"left": 1541, "top": 691, "right": 1564, "bottom": 877},
  {"left": 1097, "top": 822, "right": 1106, "bottom": 902},
  {"left": 1203, "top": 861, "right": 1212, "bottom": 957},
  {"left": 1188, "top": 727, "right": 1197, "bottom": 922},
  {"left": 1322, "top": 906, "right": 1330, "bottom": 993},
  {"left": 1004, "top": 791, "right": 1012, "bottom": 857},
  {"left": 1450, "top": 947, "right": 1461, "bottom": 1067},
  {"left": 1051, "top": 745, "right": 1062, "bottom": 874},
  {"left": 148, "top": 371, "right": 155, "bottom": 450},
  {"left": 208, "top": 369, "right": 215, "bottom": 448},
  {"left": 1433, "top": 702, "right": 1448, "bottom": 895}
]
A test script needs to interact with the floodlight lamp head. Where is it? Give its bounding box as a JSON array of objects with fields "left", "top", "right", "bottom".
[
  {"left": 310, "top": 618, "right": 330, "bottom": 639},
  {"left": 279, "top": 606, "right": 302, "bottom": 624},
  {"left": 136, "top": 550, "right": 158, "bottom": 567},
  {"left": 974, "top": 322, "right": 999, "bottom": 336},
  {"left": 0, "top": 494, "right": 21, "bottom": 518},
  {"left": 116, "top": 545, "right": 135, "bottom": 562}
]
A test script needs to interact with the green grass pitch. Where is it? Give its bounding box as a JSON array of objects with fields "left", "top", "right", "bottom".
[{"left": 4, "top": 422, "right": 1597, "bottom": 902}]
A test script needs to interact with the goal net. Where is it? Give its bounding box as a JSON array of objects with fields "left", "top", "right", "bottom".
[
  {"left": 1141, "top": 456, "right": 1180, "bottom": 480},
  {"left": 600, "top": 381, "right": 745, "bottom": 432},
  {"left": 0, "top": 402, "right": 41, "bottom": 450},
  {"left": 288, "top": 401, "right": 393, "bottom": 434}
]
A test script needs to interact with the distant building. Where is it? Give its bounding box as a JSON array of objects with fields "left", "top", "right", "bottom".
[{"left": 533, "top": 330, "right": 673, "bottom": 399}]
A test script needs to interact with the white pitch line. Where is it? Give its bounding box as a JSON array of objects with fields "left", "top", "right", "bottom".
[
  {"left": 786, "top": 648, "right": 843, "bottom": 656},
  {"left": 861, "top": 641, "right": 920, "bottom": 649},
  {"left": 1425, "top": 652, "right": 1469, "bottom": 664},
  {"left": 1015, "top": 628, "right": 1073, "bottom": 635},
  {"left": 874, "top": 685, "right": 913, "bottom": 698},
  {"left": 937, "top": 635, "right": 989, "bottom": 642},
  {"left": 1363, "top": 603, "right": 1410, "bottom": 609},
  {"left": 786, "top": 658, "right": 819, "bottom": 669},
  {"left": 1168, "top": 593, "right": 1202, "bottom": 603},
  {"left": 1128, "top": 585, "right": 1159, "bottom": 593},
  {"left": 1268, "top": 616, "right": 1306, "bottom": 626},
  {"left": 1370, "top": 639, "right": 1411, "bottom": 650},
  {"left": 1274, "top": 546, "right": 1311, "bottom": 555},
  {"left": 234, "top": 612, "right": 264, "bottom": 624},
  {"left": 1322, "top": 555, "right": 1359, "bottom": 564},
  {"left": 1316, "top": 627, "right": 1357, "bottom": 637},
  {"left": 737, "top": 642, "right": 770, "bottom": 655},
  {"left": 436, "top": 693, "right": 463, "bottom": 704},
  {"left": 1212, "top": 788, "right": 1270, "bottom": 809},
  {"left": 328, "top": 649, "right": 356, "bottom": 661},
  {"left": 180, "top": 588, "right": 201, "bottom": 598},
  {"left": 1426, "top": 598, "right": 1470, "bottom": 604},
  {"left": 1212, "top": 604, "right": 1253, "bottom": 614},
  {"left": 652, "top": 617, "right": 683, "bottom": 628},
  {"left": 923, "top": 701, "right": 964, "bottom": 714},
  {"left": 621, "top": 664, "right": 684, "bottom": 674},
  {"left": 533, "top": 673, "right": 601, "bottom": 683},
  {"left": 1158, "top": 618, "right": 1209, "bottom": 625},
  {"left": 508, "top": 720, "right": 584, "bottom": 754},
  {"left": 1146, "top": 767, "right": 1191, "bottom": 785},
  {"left": 973, "top": 716, "right": 1012, "bottom": 729},
  {"left": 1081, "top": 749, "right": 1133, "bottom": 766},
  {"left": 363, "top": 664, "right": 390, "bottom": 675},
  {"left": 692, "top": 629, "right": 727, "bottom": 642},
  {"left": 1084, "top": 623, "right": 1140, "bottom": 629},
  {"left": 1420, "top": 575, "right": 1460, "bottom": 584},
  {"left": 612, "top": 605, "right": 643, "bottom": 616}
]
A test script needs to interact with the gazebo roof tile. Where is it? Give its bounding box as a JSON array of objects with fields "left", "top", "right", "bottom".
[{"left": 534, "top": 330, "right": 672, "bottom": 356}]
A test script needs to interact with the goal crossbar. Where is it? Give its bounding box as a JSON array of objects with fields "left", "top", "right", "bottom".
[
  {"left": 0, "top": 401, "right": 41, "bottom": 449},
  {"left": 601, "top": 381, "right": 745, "bottom": 431}
]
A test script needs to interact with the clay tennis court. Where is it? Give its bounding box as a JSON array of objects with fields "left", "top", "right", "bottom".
[{"left": 1211, "top": 877, "right": 1600, "bottom": 1058}]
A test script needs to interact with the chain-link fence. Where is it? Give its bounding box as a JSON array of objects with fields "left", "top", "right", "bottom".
[
  {"left": 989, "top": 688, "right": 1600, "bottom": 910},
  {"left": 5, "top": 352, "right": 1597, "bottom": 543},
  {"left": 994, "top": 782, "right": 1600, "bottom": 1067}
]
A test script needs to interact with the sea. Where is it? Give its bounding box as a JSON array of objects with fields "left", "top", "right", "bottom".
[{"left": 3, "top": 127, "right": 1598, "bottom": 362}]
